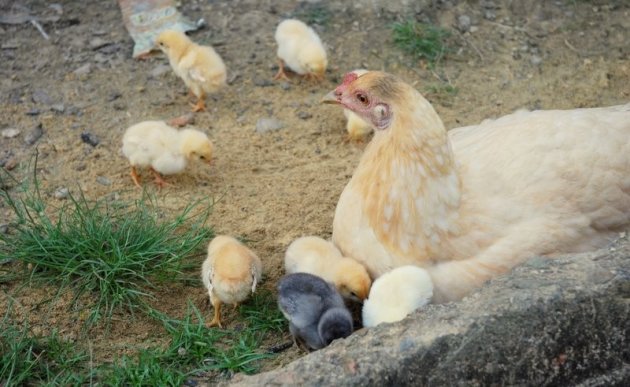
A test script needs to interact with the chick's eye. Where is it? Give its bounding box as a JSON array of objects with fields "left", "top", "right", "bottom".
[
  {"left": 350, "top": 291, "right": 357, "bottom": 297},
  {"left": 356, "top": 93, "right": 369, "bottom": 105}
]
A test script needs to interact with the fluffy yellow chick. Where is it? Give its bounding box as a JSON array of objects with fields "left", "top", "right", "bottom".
[
  {"left": 343, "top": 69, "right": 373, "bottom": 142},
  {"left": 121, "top": 120, "right": 213, "bottom": 188},
  {"left": 274, "top": 19, "right": 327, "bottom": 81},
  {"left": 156, "top": 30, "right": 227, "bottom": 112},
  {"left": 285, "top": 236, "right": 371, "bottom": 302},
  {"left": 362, "top": 266, "right": 433, "bottom": 327},
  {"left": 201, "top": 235, "right": 263, "bottom": 328}
]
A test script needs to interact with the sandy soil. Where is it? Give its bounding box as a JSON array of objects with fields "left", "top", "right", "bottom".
[{"left": 1, "top": 0, "right": 628, "bottom": 381}]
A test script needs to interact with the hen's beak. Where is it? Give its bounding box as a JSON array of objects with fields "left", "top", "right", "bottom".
[{"left": 321, "top": 90, "right": 340, "bottom": 104}]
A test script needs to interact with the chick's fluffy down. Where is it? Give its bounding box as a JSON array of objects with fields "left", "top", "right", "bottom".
[
  {"left": 362, "top": 266, "right": 433, "bottom": 327},
  {"left": 122, "top": 121, "right": 186, "bottom": 175},
  {"left": 275, "top": 19, "right": 327, "bottom": 76},
  {"left": 202, "top": 236, "right": 262, "bottom": 305}
]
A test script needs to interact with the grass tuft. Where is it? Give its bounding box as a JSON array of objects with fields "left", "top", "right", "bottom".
[
  {"left": 391, "top": 20, "right": 450, "bottom": 67},
  {"left": 0, "top": 160, "right": 213, "bottom": 327}
]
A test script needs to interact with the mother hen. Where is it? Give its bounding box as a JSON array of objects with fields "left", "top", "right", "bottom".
[{"left": 322, "top": 71, "right": 630, "bottom": 303}]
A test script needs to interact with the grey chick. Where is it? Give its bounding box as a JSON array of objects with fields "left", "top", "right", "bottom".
[{"left": 277, "top": 272, "right": 353, "bottom": 351}]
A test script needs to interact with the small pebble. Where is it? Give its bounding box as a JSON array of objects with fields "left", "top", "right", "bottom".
[
  {"left": 530, "top": 55, "right": 543, "bottom": 66},
  {"left": 24, "top": 124, "right": 44, "bottom": 145},
  {"left": 73, "top": 63, "right": 91, "bottom": 76},
  {"left": 32, "top": 89, "right": 53, "bottom": 105},
  {"left": 255, "top": 118, "right": 284, "bottom": 133},
  {"left": 89, "top": 37, "right": 111, "bottom": 50},
  {"left": 254, "top": 78, "right": 273, "bottom": 87},
  {"left": 54, "top": 187, "right": 70, "bottom": 200},
  {"left": 81, "top": 132, "right": 99, "bottom": 147},
  {"left": 457, "top": 15, "right": 472, "bottom": 33},
  {"left": 297, "top": 111, "right": 312, "bottom": 120},
  {"left": 0, "top": 224, "right": 8, "bottom": 234},
  {"left": 25, "top": 108, "right": 41, "bottom": 116},
  {"left": 280, "top": 82, "right": 291, "bottom": 91},
  {"left": 96, "top": 176, "right": 111, "bottom": 186},
  {"left": 51, "top": 103, "right": 65, "bottom": 113},
  {"left": 1, "top": 128, "right": 20, "bottom": 138}
]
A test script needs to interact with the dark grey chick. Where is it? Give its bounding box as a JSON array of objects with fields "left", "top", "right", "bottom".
[{"left": 277, "top": 272, "right": 353, "bottom": 351}]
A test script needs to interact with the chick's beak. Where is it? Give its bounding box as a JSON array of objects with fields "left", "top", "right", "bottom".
[{"left": 321, "top": 90, "right": 341, "bottom": 105}]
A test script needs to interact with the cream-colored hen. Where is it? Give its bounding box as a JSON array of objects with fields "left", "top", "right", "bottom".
[
  {"left": 323, "top": 71, "right": 630, "bottom": 304},
  {"left": 201, "top": 235, "right": 262, "bottom": 328},
  {"left": 274, "top": 19, "right": 327, "bottom": 81},
  {"left": 121, "top": 120, "right": 213, "bottom": 188},
  {"left": 156, "top": 30, "right": 226, "bottom": 112},
  {"left": 285, "top": 236, "right": 371, "bottom": 301}
]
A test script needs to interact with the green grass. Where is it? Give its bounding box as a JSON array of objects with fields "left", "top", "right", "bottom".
[
  {"left": 1, "top": 282, "right": 287, "bottom": 386},
  {"left": 0, "top": 160, "right": 214, "bottom": 327},
  {"left": 391, "top": 20, "right": 451, "bottom": 67},
  {"left": 1, "top": 310, "right": 93, "bottom": 386}
]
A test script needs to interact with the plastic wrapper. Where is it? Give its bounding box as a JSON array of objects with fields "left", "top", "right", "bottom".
[{"left": 118, "top": 0, "right": 198, "bottom": 59}]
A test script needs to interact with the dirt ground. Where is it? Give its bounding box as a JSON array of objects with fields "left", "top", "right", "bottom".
[{"left": 1, "top": 0, "right": 629, "bottom": 381}]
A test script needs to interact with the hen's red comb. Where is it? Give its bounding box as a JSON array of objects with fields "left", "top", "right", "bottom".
[{"left": 341, "top": 72, "right": 359, "bottom": 86}]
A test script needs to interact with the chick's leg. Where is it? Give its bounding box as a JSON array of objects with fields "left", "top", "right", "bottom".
[
  {"left": 191, "top": 96, "right": 206, "bottom": 112},
  {"left": 273, "top": 59, "right": 290, "bottom": 81},
  {"left": 130, "top": 166, "right": 142, "bottom": 188},
  {"left": 207, "top": 292, "right": 223, "bottom": 328},
  {"left": 149, "top": 167, "right": 171, "bottom": 188}
]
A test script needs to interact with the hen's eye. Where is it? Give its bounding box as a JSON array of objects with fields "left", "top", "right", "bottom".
[{"left": 356, "top": 93, "right": 369, "bottom": 105}]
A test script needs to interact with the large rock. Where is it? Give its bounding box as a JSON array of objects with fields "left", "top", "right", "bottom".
[{"left": 226, "top": 235, "right": 629, "bottom": 386}]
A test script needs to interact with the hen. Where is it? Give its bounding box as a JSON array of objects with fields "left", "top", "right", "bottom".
[{"left": 323, "top": 71, "right": 630, "bottom": 303}]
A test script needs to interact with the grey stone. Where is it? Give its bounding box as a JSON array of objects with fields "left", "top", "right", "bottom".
[
  {"left": 457, "top": 15, "right": 472, "bottom": 33},
  {"left": 50, "top": 103, "right": 65, "bottom": 113},
  {"left": 96, "top": 176, "right": 111, "bottom": 186},
  {"left": 1, "top": 128, "right": 20, "bottom": 138},
  {"left": 255, "top": 118, "right": 285, "bottom": 133},
  {"left": 32, "top": 89, "right": 53, "bottom": 105},
  {"left": 297, "top": 111, "right": 312, "bottom": 120},
  {"left": 81, "top": 132, "right": 99, "bottom": 147},
  {"left": 531, "top": 55, "right": 543, "bottom": 65},
  {"left": 73, "top": 63, "right": 91, "bottom": 76},
  {"left": 54, "top": 187, "right": 70, "bottom": 200},
  {"left": 24, "top": 124, "right": 43, "bottom": 145},
  {"left": 224, "top": 236, "right": 630, "bottom": 386}
]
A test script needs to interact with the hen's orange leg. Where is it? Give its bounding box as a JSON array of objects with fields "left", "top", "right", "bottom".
[
  {"left": 130, "top": 166, "right": 142, "bottom": 188},
  {"left": 149, "top": 167, "right": 171, "bottom": 188},
  {"left": 273, "top": 59, "right": 290, "bottom": 81}
]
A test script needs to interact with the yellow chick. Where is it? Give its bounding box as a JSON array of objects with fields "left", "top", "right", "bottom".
[
  {"left": 201, "top": 235, "right": 262, "bottom": 328},
  {"left": 362, "top": 266, "right": 433, "bottom": 327},
  {"left": 121, "top": 120, "right": 213, "bottom": 188},
  {"left": 274, "top": 19, "right": 327, "bottom": 81},
  {"left": 343, "top": 69, "right": 373, "bottom": 142},
  {"left": 285, "top": 236, "right": 371, "bottom": 302},
  {"left": 344, "top": 109, "right": 373, "bottom": 142},
  {"left": 156, "top": 30, "right": 227, "bottom": 112}
]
